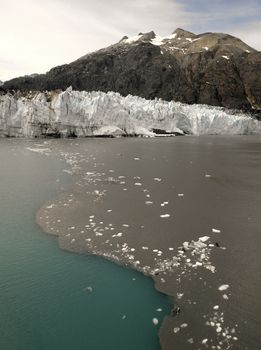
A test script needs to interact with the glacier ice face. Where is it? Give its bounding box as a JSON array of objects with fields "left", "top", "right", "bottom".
[{"left": 0, "top": 88, "right": 260, "bottom": 137}]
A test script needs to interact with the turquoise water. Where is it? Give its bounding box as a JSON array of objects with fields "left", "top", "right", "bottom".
[{"left": 0, "top": 141, "right": 170, "bottom": 350}]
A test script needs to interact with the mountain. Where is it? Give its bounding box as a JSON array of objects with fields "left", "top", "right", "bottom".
[
  {"left": 0, "top": 88, "right": 260, "bottom": 138},
  {"left": 1, "top": 28, "right": 261, "bottom": 110}
]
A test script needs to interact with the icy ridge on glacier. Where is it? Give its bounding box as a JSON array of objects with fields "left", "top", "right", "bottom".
[{"left": 0, "top": 88, "right": 260, "bottom": 137}]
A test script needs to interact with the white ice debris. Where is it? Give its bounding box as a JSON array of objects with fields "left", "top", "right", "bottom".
[
  {"left": 218, "top": 284, "right": 229, "bottom": 291},
  {"left": 152, "top": 318, "right": 159, "bottom": 325},
  {"left": 173, "top": 327, "right": 180, "bottom": 333},
  {"left": 222, "top": 55, "right": 230, "bottom": 60},
  {"left": 199, "top": 236, "right": 210, "bottom": 242},
  {"left": 160, "top": 214, "right": 170, "bottom": 218},
  {"left": 1, "top": 88, "right": 260, "bottom": 137},
  {"left": 212, "top": 228, "right": 221, "bottom": 233},
  {"left": 178, "top": 193, "right": 184, "bottom": 197}
]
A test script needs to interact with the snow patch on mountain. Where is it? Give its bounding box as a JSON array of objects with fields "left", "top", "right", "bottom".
[{"left": 0, "top": 88, "right": 260, "bottom": 138}]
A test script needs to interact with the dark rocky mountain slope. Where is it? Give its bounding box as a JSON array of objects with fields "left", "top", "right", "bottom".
[{"left": 2, "top": 28, "right": 261, "bottom": 110}]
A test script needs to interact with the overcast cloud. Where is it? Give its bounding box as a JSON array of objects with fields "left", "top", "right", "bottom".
[{"left": 0, "top": 0, "right": 260, "bottom": 81}]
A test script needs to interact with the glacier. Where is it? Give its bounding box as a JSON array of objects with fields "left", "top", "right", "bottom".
[{"left": 0, "top": 88, "right": 260, "bottom": 138}]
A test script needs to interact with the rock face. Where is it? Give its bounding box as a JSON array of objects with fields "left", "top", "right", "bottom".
[
  {"left": 0, "top": 88, "right": 260, "bottom": 138},
  {"left": 1, "top": 28, "right": 261, "bottom": 110}
]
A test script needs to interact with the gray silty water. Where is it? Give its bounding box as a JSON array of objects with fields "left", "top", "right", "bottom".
[
  {"left": 35, "top": 136, "right": 261, "bottom": 350},
  {"left": 0, "top": 139, "right": 170, "bottom": 350}
]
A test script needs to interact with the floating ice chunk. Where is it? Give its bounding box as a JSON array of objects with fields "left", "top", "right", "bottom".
[
  {"left": 212, "top": 228, "right": 221, "bottom": 233},
  {"left": 154, "top": 178, "right": 162, "bottom": 182},
  {"left": 160, "top": 214, "right": 170, "bottom": 218},
  {"left": 134, "top": 157, "right": 140, "bottom": 160},
  {"left": 161, "top": 201, "right": 169, "bottom": 207},
  {"left": 152, "top": 318, "right": 159, "bottom": 325},
  {"left": 213, "top": 305, "right": 219, "bottom": 310},
  {"left": 178, "top": 193, "right": 184, "bottom": 197},
  {"left": 199, "top": 236, "right": 210, "bottom": 242},
  {"left": 134, "top": 182, "right": 142, "bottom": 186},
  {"left": 187, "top": 338, "right": 194, "bottom": 344},
  {"left": 218, "top": 284, "right": 229, "bottom": 291},
  {"left": 168, "top": 247, "right": 174, "bottom": 251},
  {"left": 205, "top": 174, "right": 212, "bottom": 178},
  {"left": 122, "top": 315, "right": 126, "bottom": 319},
  {"left": 222, "top": 55, "right": 230, "bottom": 60},
  {"left": 173, "top": 327, "right": 180, "bottom": 333},
  {"left": 202, "top": 338, "right": 208, "bottom": 344},
  {"left": 177, "top": 293, "right": 184, "bottom": 299},
  {"left": 183, "top": 242, "right": 190, "bottom": 250},
  {"left": 142, "top": 246, "right": 149, "bottom": 250},
  {"left": 71, "top": 238, "right": 76, "bottom": 243},
  {"left": 223, "top": 294, "right": 229, "bottom": 300},
  {"left": 46, "top": 204, "right": 55, "bottom": 209},
  {"left": 203, "top": 46, "right": 209, "bottom": 50},
  {"left": 156, "top": 308, "right": 162, "bottom": 312},
  {"left": 85, "top": 286, "right": 93, "bottom": 292},
  {"left": 216, "top": 326, "right": 222, "bottom": 333},
  {"left": 145, "top": 201, "right": 154, "bottom": 205},
  {"left": 180, "top": 323, "right": 188, "bottom": 328}
]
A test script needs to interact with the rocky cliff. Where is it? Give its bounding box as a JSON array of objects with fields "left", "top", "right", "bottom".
[{"left": 1, "top": 29, "right": 260, "bottom": 111}]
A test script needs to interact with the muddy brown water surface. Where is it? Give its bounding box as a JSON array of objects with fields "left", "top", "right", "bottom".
[{"left": 35, "top": 136, "right": 261, "bottom": 350}]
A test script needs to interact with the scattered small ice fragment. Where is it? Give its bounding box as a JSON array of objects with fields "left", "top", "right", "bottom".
[
  {"left": 178, "top": 193, "right": 184, "bottom": 197},
  {"left": 152, "top": 318, "right": 159, "bottom": 325},
  {"left": 199, "top": 236, "right": 210, "bottom": 242},
  {"left": 213, "top": 305, "right": 219, "bottom": 310},
  {"left": 122, "top": 224, "right": 129, "bottom": 227},
  {"left": 46, "top": 204, "right": 55, "bottom": 209},
  {"left": 205, "top": 174, "right": 212, "bottom": 178},
  {"left": 107, "top": 209, "right": 112, "bottom": 212},
  {"left": 173, "top": 327, "right": 180, "bottom": 333},
  {"left": 212, "top": 228, "right": 221, "bottom": 233},
  {"left": 122, "top": 315, "right": 126, "bottom": 319},
  {"left": 223, "top": 294, "right": 229, "bottom": 300},
  {"left": 134, "top": 158, "right": 140, "bottom": 160},
  {"left": 177, "top": 293, "right": 184, "bottom": 299},
  {"left": 134, "top": 183, "right": 142, "bottom": 186},
  {"left": 145, "top": 201, "right": 154, "bottom": 205},
  {"left": 156, "top": 308, "right": 162, "bottom": 312},
  {"left": 187, "top": 338, "right": 194, "bottom": 344},
  {"left": 161, "top": 201, "right": 169, "bottom": 207},
  {"left": 202, "top": 338, "right": 208, "bottom": 344},
  {"left": 71, "top": 238, "right": 76, "bottom": 243},
  {"left": 218, "top": 284, "right": 229, "bottom": 291},
  {"left": 160, "top": 214, "right": 170, "bottom": 218},
  {"left": 216, "top": 326, "right": 222, "bottom": 333},
  {"left": 85, "top": 286, "right": 93, "bottom": 292},
  {"left": 154, "top": 178, "right": 162, "bottom": 182},
  {"left": 142, "top": 246, "right": 149, "bottom": 250},
  {"left": 168, "top": 247, "right": 174, "bottom": 251},
  {"left": 180, "top": 323, "right": 188, "bottom": 328}
]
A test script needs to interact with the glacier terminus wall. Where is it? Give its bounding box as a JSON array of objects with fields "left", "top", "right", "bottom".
[{"left": 0, "top": 88, "right": 260, "bottom": 138}]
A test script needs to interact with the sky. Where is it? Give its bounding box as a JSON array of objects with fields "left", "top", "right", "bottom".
[{"left": 0, "top": 0, "right": 260, "bottom": 81}]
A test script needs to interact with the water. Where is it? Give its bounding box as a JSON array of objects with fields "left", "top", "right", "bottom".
[
  {"left": 1, "top": 136, "right": 261, "bottom": 350},
  {"left": 0, "top": 140, "right": 170, "bottom": 350}
]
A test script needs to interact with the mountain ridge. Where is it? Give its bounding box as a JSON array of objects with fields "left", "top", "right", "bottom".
[{"left": 1, "top": 28, "right": 261, "bottom": 110}]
